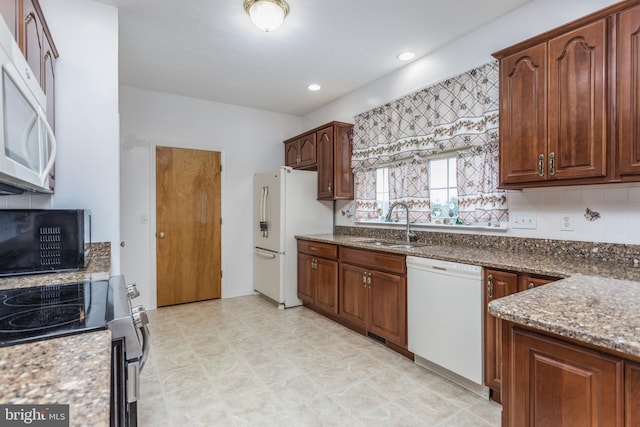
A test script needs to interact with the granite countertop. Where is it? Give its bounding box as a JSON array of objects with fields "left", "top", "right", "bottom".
[
  {"left": 0, "top": 242, "right": 113, "bottom": 426},
  {"left": 0, "top": 242, "right": 111, "bottom": 290},
  {"left": 0, "top": 330, "right": 113, "bottom": 427},
  {"left": 297, "top": 234, "right": 640, "bottom": 281},
  {"left": 299, "top": 233, "right": 640, "bottom": 359},
  {"left": 487, "top": 274, "right": 640, "bottom": 358}
]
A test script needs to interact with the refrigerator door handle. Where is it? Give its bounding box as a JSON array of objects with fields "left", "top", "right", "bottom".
[
  {"left": 260, "top": 186, "right": 269, "bottom": 237},
  {"left": 255, "top": 248, "right": 277, "bottom": 259}
]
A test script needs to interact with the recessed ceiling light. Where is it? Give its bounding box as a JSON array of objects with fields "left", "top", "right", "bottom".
[
  {"left": 307, "top": 83, "right": 321, "bottom": 91},
  {"left": 397, "top": 51, "right": 416, "bottom": 61}
]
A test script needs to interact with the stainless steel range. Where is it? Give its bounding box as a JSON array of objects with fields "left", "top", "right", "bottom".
[{"left": 0, "top": 275, "right": 150, "bottom": 427}]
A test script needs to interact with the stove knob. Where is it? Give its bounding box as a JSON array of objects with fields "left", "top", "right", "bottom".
[
  {"left": 131, "top": 305, "right": 149, "bottom": 328},
  {"left": 127, "top": 283, "right": 140, "bottom": 299}
]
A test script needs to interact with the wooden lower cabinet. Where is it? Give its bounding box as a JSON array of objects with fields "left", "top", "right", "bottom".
[
  {"left": 485, "top": 269, "right": 559, "bottom": 403},
  {"left": 503, "top": 326, "right": 626, "bottom": 427},
  {"left": 297, "top": 241, "right": 338, "bottom": 315},
  {"left": 627, "top": 362, "right": 640, "bottom": 427},
  {"left": 339, "top": 247, "right": 407, "bottom": 348}
]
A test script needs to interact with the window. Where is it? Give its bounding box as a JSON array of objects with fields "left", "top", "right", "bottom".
[
  {"left": 373, "top": 156, "right": 458, "bottom": 224},
  {"left": 428, "top": 157, "right": 458, "bottom": 222},
  {"left": 376, "top": 167, "right": 390, "bottom": 220}
]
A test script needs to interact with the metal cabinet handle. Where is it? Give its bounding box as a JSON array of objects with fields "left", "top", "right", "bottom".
[
  {"left": 528, "top": 282, "right": 535, "bottom": 289},
  {"left": 362, "top": 274, "right": 367, "bottom": 287},
  {"left": 487, "top": 274, "right": 494, "bottom": 298},
  {"left": 328, "top": 182, "right": 332, "bottom": 193},
  {"left": 367, "top": 272, "right": 371, "bottom": 288},
  {"left": 549, "top": 152, "right": 556, "bottom": 176},
  {"left": 158, "top": 231, "right": 166, "bottom": 238},
  {"left": 538, "top": 154, "right": 545, "bottom": 176}
]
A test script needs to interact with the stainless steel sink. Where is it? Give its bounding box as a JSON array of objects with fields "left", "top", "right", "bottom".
[{"left": 362, "top": 240, "right": 425, "bottom": 250}]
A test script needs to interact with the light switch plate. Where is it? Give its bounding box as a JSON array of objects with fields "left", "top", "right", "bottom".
[{"left": 511, "top": 213, "right": 537, "bottom": 229}]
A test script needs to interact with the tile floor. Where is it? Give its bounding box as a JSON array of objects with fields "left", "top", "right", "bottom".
[{"left": 138, "top": 295, "right": 501, "bottom": 426}]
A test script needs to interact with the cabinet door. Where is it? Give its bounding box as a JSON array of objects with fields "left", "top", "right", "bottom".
[
  {"left": 316, "top": 126, "right": 334, "bottom": 200},
  {"left": 284, "top": 140, "right": 300, "bottom": 168},
  {"left": 499, "top": 43, "right": 548, "bottom": 185},
  {"left": 548, "top": 19, "right": 608, "bottom": 181},
  {"left": 339, "top": 263, "right": 367, "bottom": 327},
  {"left": 368, "top": 269, "right": 406, "bottom": 347},
  {"left": 297, "top": 253, "right": 315, "bottom": 304},
  {"left": 314, "top": 257, "right": 338, "bottom": 315},
  {"left": 0, "top": 0, "right": 18, "bottom": 39},
  {"left": 297, "top": 133, "right": 316, "bottom": 169},
  {"left": 23, "top": 0, "right": 42, "bottom": 86},
  {"left": 510, "top": 328, "right": 624, "bottom": 427},
  {"left": 618, "top": 4, "right": 640, "bottom": 177},
  {"left": 626, "top": 361, "right": 640, "bottom": 427},
  {"left": 332, "top": 123, "right": 354, "bottom": 199},
  {"left": 485, "top": 269, "right": 518, "bottom": 401}
]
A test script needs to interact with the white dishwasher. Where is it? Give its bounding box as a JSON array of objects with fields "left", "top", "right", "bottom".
[{"left": 407, "top": 256, "right": 489, "bottom": 398}]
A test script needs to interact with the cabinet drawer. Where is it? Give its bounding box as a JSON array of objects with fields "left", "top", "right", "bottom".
[
  {"left": 297, "top": 240, "right": 338, "bottom": 259},
  {"left": 340, "top": 247, "right": 406, "bottom": 275}
]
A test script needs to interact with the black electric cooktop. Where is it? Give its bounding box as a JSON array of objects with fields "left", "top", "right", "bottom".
[{"left": 0, "top": 280, "right": 111, "bottom": 347}]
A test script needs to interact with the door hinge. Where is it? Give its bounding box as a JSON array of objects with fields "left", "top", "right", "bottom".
[
  {"left": 220, "top": 217, "right": 222, "bottom": 225},
  {"left": 220, "top": 270, "right": 223, "bottom": 278},
  {"left": 220, "top": 164, "right": 222, "bottom": 172}
]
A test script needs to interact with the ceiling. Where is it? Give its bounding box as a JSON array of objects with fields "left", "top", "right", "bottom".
[{"left": 94, "top": 0, "right": 531, "bottom": 116}]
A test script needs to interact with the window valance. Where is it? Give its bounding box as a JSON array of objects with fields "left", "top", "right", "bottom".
[{"left": 352, "top": 61, "right": 500, "bottom": 171}]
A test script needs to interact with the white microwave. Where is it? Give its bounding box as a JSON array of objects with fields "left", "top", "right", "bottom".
[{"left": 0, "top": 16, "right": 56, "bottom": 194}]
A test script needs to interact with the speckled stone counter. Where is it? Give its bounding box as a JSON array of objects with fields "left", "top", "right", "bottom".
[
  {"left": 0, "top": 330, "right": 112, "bottom": 426},
  {"left": 297, "top": 234, "right": 640, "bottom": 281},
  {"left": 0, "top": 242, "right": 111, "bottom": 290},
  {"left": 487, "top": 274, "right": 640, "bottom": 358}
]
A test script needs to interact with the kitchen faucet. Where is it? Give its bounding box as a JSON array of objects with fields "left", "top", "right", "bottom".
[{"left": 385, "top": 202, "right": 418, "bottom": 242}]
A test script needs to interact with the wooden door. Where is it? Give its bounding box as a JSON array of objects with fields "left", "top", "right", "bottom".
[
  {"left": 548, "top": 19, "right": 608, "bottom": 181},
  {"left": 156, "top": 147, "right": 221, "bottom": 306},
  {"left": 499, "top": 43, "right": 548, "bottom": 185},
  {"left": 339, "top": 263, "right": 367, "bottom": 327},
  {"left": 297, "top": 253, "right": 315, "bottom": 304},
  {"left": 510, "top": 328, "right": 624, "bottom": 427},
  {"left": 626, "top": 362, "right": 640, "bottom": 426},
  {"left": 316, "top": 126, "right": 334, "bottom": 200},
  {"left": 314, "top": 257, "right": 338, "bottom": 315},
  {"left": 485, "top": 269, "right": 518, "bottom": 402},
  {"left": 618, "top": 5, "right": 640, "bottom": 177},
  {"left": 368, "top": 269, "right": 406, "bottom": 347}
]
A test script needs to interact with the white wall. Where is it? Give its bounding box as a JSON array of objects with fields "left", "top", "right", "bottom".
[
  {"left": 2, "top": 1, "right": 121, "bottom": 269},
  {"left": 306, "top": 0, "right": 640, "bottom": 245},
  {"left": 119, "top": 86, "right": 302, "bottom": 308}
]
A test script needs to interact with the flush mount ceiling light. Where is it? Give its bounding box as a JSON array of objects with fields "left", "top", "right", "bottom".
[
  {"left": 244, "top": 0, "right": 290, "bottom": 32},
  {"left": 307, "top": 83, "right": 321, "bottom": 91},
  {"left": 397, "top": 51, "right": 416, "bottom": 61}
]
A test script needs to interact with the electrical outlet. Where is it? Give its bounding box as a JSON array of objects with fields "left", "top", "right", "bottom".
[
  {"left": 561, "top": 214, "right": 574, "bottom": 231},
  {"left": 511, "top": 213, "right": 537, "bottom": 229}
]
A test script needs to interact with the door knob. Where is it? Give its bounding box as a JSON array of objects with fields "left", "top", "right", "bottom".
[
  {"left": 120, "top": 241, "right": 125, "bottom": 247},
  {"left": 158, "top": 231, "right": 166, "bottom": 238}
]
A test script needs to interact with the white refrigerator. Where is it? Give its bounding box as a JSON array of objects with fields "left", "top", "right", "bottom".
[{"left": 254, "top": 166, "right": 334, "bottom": 308}]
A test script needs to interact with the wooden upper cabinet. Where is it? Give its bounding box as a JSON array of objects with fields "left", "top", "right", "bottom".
[
  {"left": 548, "top": 19, "right": 607, "bottom": 181},
  {"left": 496, "top": 17, "right": 609, "bottom": 188},
  {"left": 23, "top": 0, "right": 42, "bottom": 86},
  {"left": 0, "top": 1, "right": 18, "bottom": 38},
  {"left": 499, "top": 43, "right": 548, "bottom": 184},
  {"left": 618, "top": 4, "right": 640, "bottom": 178},
  {"left": 284, "top": 134, "right": 316, "bottom": 170},
  {"left": 283, "top": 121, "right": 354, "bottom": 200}
]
